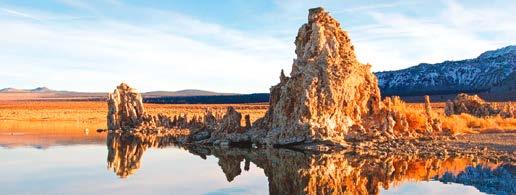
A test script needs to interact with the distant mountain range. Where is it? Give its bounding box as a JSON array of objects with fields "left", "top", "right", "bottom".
[
  {"left": 0, "top": 87, "right": 53, "bottom": 93},
  {"left": 2, "top": 45, "right": 514, "bottom": 102},
  {"left": 0, "top": 87, "right": 235, "bottom": 101},
  {"left": 375, "top": 45, "right": 515, "bottom": 100},
  {"left": 143, "top": 89, "right": 236, "bottom": 97}
]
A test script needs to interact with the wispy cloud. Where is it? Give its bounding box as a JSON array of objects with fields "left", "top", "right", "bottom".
[
  {"left": 54, "top": 0, "right": 95, "bottom": 11},
  {"left": 348, "top": 0, "right": 516, "bottom": 71},
  {"left": 334, "top": 1, "right": 417, "bottom": 13},
  {"left": 0, "top": 0, "right": 514, "bottom": 91},
  {"left": 0, "top": 7, "right": 42, "bottom": 21},
  {"left": 0, "top": 7, "right": 292, "bottom": 93}
]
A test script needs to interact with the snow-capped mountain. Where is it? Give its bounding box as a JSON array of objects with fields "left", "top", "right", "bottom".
[{"left": 375, "top": 45, "right": 516, "bottom": 96}]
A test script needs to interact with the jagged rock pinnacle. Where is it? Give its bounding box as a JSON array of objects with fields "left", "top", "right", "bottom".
[{"left": 258, "top": 7, "right": 381, "bottom": 145}]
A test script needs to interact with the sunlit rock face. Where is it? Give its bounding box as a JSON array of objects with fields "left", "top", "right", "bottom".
[
  {"left": 445, "top": 93, "right": 515, "bottom": 118},
  {"left": 107, "top": 83, "right": 145, "bottom": 130},
  {"left": 257, "top": 7, "right": 381, "bottom": 145},
  {"left": 362, "top": 96, "right": 443, "bottom": 139}
]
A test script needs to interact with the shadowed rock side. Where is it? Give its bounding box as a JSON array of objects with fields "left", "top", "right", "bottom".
[
  {"left": 104, "top": 132, "right": 515, "bottom": 194},
  {"left": 445, "top": 93, "right": 515, "bottom": 118},
  {"left": 254, "top": 7, "right": 381, "bottom": 146}
]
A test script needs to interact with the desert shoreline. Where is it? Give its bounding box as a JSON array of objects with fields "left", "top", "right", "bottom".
[{"left": 0, "top": 100, "right": 513, "bottom": 154}]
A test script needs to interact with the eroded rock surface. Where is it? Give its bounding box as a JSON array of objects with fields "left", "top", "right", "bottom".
[
  {"left": 356, "top": 95, "right": 445, "bottom": 141},
  {"left": 209, "top": 107, "right": 249, "bottom": 143},
  {"left": 257, "top": 7, "right": 381, "bottom": 146},
  {"left": 106, "top": 83, "right": 252, "bottom": 143},
  {"left": 445, "top": 93, "right": 514, "bottom": 118},
  {"left": 107, "top": 83, "right": 145, "bottom": 130}
]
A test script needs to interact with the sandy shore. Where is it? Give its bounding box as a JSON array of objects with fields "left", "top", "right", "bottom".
[{"left": 452, "top": 133, "right": 516, "bottom": 152}]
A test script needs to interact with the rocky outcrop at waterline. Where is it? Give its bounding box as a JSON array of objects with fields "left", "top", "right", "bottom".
[
  {"left": 445, "top": 93, "right": 514, "bottom": 118},
  {"left": 107, "top": 83, "right": 145, "bottom": 130},
  {"left": 106, "top": 84, "right": 253, "bottom": 144},
  {"left": 105, "top": 8, "right": 455, "bottom": 149}
]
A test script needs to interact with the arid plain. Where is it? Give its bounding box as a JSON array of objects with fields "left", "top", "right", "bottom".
[{"left": 1, "top": 100, "right": 514, "bottom": 134}]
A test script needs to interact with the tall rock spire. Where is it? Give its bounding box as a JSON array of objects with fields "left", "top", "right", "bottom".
[
  {"left": 260, "top": 7, "right": 381, "bottom": 145},
  {"left": 107, "top": 83, "right": 145, "bottom": 130}
]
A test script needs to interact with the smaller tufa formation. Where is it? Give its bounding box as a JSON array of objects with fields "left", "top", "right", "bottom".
[
  {"left": 424, "top": 95, "right": 442, "bottom": 134},
  {"left": 445, "top": 93, "right": 514, "bottom": 118},
  {"left": 107, "top": 83, "right": 145, "bottom": 130},
  {"left": 106, "top": 83, "right": 253, "bottom": 144},
  {"left": 210, "top": 107, "right": 252, "bottom": 143},
  {"left": 361, "top": 96, "right": 443, "bottom": 140},
  {"left": 218, "top": 107, "right": 244, "bottom": 134}
]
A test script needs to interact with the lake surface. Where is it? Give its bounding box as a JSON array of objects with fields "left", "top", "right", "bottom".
[{"left": 0, "top": 121, "right": 514, "bottom": 195}]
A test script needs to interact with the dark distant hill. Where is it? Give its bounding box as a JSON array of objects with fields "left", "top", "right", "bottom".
[
  {"left": 0, "top": 88, "right": 25, "bottom": 93},
  {"left": 3, "top": 45, "right": 515, "bottom": 103},
  {"left": 143, "top": 89, "right": 236, "bottom": 97},
  {"left": 375, "top": 45, "right": 516, "bottom": 101},
  {"left": 30, "top": 87, "right": 53, "bottom": 92},
  {"left": 144, "top": 93, "right": 270, "bottom": 104}
]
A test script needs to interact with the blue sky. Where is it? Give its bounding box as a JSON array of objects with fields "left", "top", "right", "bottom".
[{"left": 1, "top": 0, "right": 515, "bottom": 93}]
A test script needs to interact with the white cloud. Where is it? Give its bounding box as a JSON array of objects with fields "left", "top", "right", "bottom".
[
  {"left": 0, "top": 1, "right": 514, "bottom": 92},
  {"left": 349, "top": 0, "right": 516, "bottom": 71},
  {"left": 0, "top": 7, "right": 42, "bottom": 20},
  {"left": 0, "top": 7, "right": 292, "bottom": 93},
  {"left": 334, "top": 1, "right": 417, "bottom": 13}
]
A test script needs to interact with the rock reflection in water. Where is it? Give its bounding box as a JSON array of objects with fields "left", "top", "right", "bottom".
[
  {"left": 106, "top": 132, "right": 514, "bottom": 194},
  {"left": 106, "top": 132, "right": 181, "bottom": 178}
]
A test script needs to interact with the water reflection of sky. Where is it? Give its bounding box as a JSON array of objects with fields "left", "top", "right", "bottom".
[
  {"left": 0, "top": 133, "right": 512, "bottom": 194},
  {"left": 0, "top": 145, "right": 268, "bottom": 195},
  {"left": 382, "top": 181, "right": 484, "bottom": 195}
]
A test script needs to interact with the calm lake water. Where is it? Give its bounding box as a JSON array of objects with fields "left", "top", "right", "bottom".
[{"left": 0, "top": 121, "right": 514, "bottom": 195}]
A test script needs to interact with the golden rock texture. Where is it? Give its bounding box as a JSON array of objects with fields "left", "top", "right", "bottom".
[{"left": 256, "top": 7, "right": 381, "bottom": 145}]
